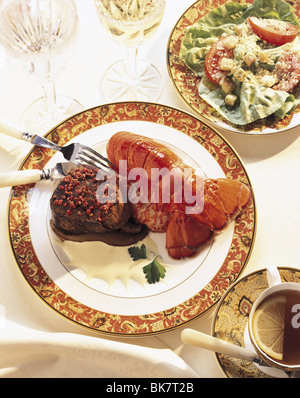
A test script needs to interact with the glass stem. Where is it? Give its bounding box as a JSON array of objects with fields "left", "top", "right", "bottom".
[
  {"left": 42, "top": 78, "right": 57, "bottom": 115},
  {"left": 126, "top": 46, "right": 138, "bottom": 83},
  {"left": 31, "top": 60, "right": 57, "bottom": 115}
]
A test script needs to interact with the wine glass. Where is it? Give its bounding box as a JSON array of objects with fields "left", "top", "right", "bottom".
[
  {"left": 0, "top": 0, "right": 84, "bottom": 133},
  {"left": 94, "top": 0, "right": 165, "bottom": 102}
]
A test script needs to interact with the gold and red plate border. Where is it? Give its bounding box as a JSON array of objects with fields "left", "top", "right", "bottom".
[{"left": 8, "top": 102, "right": 256, "bottom": 336}]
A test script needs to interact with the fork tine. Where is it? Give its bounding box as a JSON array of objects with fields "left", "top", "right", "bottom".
[
  {"left": 82, "top": 146, "right": 115, "bottom": 168},
  {"left": 75, "top": 154, "right": 111, "bottom": 170}
]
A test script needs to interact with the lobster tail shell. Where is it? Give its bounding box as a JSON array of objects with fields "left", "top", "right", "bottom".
[
  {"left": 166, "top": 179, "right": 251, "bottom": 259},
  {"left": 106, "top": 132, "right": 252, "bottom": 260},
  {"left": 107, "top": 131, "right": 181, "bottom": 176},
  {"left": 166, "top": 212, "right": 213, "bottom": 259}
]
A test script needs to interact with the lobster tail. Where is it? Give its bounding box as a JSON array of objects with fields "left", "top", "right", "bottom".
[
  {"left": 166, "top": 212, "right": 213, "bottom": 259},
  {"left": 106, "top": 132, "right": 251, "bottom": 259}
]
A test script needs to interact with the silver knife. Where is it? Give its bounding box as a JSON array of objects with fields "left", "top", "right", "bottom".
[{"left": 0, "top": 162, "right": 75, "bottom": 188}]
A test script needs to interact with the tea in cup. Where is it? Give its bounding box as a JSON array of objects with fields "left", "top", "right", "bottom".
[{"left": 248, "top": 266, "right": 300, "bottom": 372}]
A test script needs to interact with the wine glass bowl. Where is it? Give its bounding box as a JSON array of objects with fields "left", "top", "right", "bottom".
[
  {"left": 95, "top": 0, "right": 165, "bottom": 101},
  {"left": 0, "top": 0, "right": 76, "bottom": 60},
  {"left": 0, "top": 0, "right": 84, "bottom": 132},
  {"left": 96, "top": 0, "right": 165, "bottom": 47}
]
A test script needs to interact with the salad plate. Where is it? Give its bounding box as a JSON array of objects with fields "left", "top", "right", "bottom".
[
  {"left": 8, "top": 102, "right": 256, "bottom": 336},
  {"left": 167, "top": 0, "right": 300, "bottom": 134}
]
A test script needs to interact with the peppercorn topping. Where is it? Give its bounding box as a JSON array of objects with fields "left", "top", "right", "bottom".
[{"left": 51, "top": 166, "right": 117, "bottom": 223}]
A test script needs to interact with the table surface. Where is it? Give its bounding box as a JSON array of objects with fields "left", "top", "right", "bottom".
[{"left": 0, "top": 0, "right": 299, "bottom": 378}]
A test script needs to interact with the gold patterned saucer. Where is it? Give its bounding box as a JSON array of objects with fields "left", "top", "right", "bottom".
[{"left": 213, "top": 267, "right": 300, "bottom": 378}]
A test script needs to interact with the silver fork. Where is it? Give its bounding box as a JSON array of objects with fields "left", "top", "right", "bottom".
[{"left": 0, "top": 122, "right": 114, "bottom": 171}]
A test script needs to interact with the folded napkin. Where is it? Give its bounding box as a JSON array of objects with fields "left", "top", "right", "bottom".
[{"left": 0, "top": 323, "right": 198, "bottom": 378}]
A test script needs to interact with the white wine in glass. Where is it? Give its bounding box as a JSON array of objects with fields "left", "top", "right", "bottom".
[
  {"left": 0, "top": 0, "right": 84, "bottom": 133},
  {"left": 95, "top": 0, "right": 165, "bottom": 101}
]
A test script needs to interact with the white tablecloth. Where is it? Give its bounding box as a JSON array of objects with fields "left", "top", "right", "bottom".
[{"left": 0, "top": 0, "right": 299, "bottom": 379}]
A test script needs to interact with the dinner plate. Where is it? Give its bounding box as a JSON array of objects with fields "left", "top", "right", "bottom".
[
  {"left": 8, "top": 102, "right": 256, "bottom": 336},
  {"left": 167, "top": 0, "right": 300, "bottom": 135},
  {"left": 213, "top": 267, "right": 300, "bottom": 378}
]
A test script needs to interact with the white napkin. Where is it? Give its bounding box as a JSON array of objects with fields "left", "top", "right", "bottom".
[{"left": 0, "top": 322, "right": 198, "bottom": 378}]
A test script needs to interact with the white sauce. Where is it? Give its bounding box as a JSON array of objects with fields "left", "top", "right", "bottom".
[{"left": 53, "top": 235, "right": 168, "bottom": 292}]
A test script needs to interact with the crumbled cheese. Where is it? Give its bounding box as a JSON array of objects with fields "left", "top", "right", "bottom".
[
  {"left": 244, "top": 52, "right": 257, "bottom": 66},
  {"left": 233, "top": 67, "right": 247, "bottom": 82},
  {"left": 222, "top": 35, "right": 239, "bottom": 50},
  {"left": 260, "top": 74, "right": 278, "bottom": 88},
  {"left": 225, "top": 93, "right": 238, "bottom": 107},
  {"left": 258, "top": 52, "right": 271, "bottom": 64},
  {"left": 235, "top": 23, "right": 249, "bottom": 37},
  {"left": 220, "top": 77, "right": 236, "bottom": 93},
  {"left": 219, "top": 57, "right": 234, "bottom": 71}
]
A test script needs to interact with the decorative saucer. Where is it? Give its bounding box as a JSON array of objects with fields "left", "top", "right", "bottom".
[{"left": 212, "top": 267, "right": 300, "bottom": 378}]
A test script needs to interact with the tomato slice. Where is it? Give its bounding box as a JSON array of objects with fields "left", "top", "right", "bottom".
[
  {"left": 204, "top": 37, "right": 234, "bottom": 85},
  {"left": 273, "top": 50, "right": 300, "bottom": 92},
  {"left": 248, "top": 17, "right": 299, "bottom": 46}
]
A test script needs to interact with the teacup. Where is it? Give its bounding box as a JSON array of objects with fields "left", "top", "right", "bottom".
[{"left": 248, "top": 266, "right": 300, "bottom": 372}]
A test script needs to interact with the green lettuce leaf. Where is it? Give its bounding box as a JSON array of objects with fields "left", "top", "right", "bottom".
[
  {"left": 198, "top": 79, "right": 292, "bottom": 125},
  {"left": 180, "top": 2, "right": 248, "bottom": 74},
  {"left": 241, "top": 0, "right": 300, "bottom": 26},
  {"left": 180, "top": 0, "right": 299, "bottom": 72}
]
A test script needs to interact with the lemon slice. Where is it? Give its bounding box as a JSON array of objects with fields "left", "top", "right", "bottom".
[{"left": 252, "top": 295, "right": 286, "bottom": 361}]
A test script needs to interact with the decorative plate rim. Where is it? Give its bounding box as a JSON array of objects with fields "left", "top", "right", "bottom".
[
  {"left": 7, "top": 101, "right": 256, "bottom": 337},
  {"left": 166, "top": 0, "right": 300, "bottom": 135}
]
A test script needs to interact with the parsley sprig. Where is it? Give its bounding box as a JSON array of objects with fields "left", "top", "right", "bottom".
[{"left": 128, "top": 244, "right": 166, "bottom": 284}]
